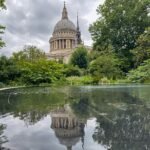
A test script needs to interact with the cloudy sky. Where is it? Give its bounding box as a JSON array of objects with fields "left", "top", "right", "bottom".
[{"left": 0, "top": 0, "right": 105, "bottom": 56}]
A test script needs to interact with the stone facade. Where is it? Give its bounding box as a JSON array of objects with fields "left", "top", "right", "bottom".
[{"left": 47, "top": 2, "right": 82, "bottom": 63}]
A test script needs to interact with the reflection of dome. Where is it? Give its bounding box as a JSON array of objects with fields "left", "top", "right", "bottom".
[
  {"left": 50, "top": 104, "right": 86, "bottom": 150},
  {"left": 57, "top": 136, "right": 80, "bottom": 148},
  {"left": 54, "top": 19, "right": 76, "bottom": 33}
]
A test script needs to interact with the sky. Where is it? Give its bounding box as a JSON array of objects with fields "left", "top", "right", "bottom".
[{"left": 0, "top": 0, "right": 105, "bottom": 56}]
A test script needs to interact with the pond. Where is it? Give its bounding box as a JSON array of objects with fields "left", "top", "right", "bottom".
[{"left": 0, "top": 85, "right": 150, "bottom": 150}]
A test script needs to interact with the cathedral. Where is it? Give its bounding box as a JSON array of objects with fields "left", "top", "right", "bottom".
[{"left": 47, "top": 2, "right": 82, "bottom": 63}]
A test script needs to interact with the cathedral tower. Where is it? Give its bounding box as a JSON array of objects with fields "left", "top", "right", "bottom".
[{"left": 76, "top": 13, "right": 82, "bottom": 45}]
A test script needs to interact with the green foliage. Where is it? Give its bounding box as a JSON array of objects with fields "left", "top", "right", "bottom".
[
  {"left": 0, "top": 56, "right": 21, "bottom": 84},
  {"left": 19, "top": 60, "right": 65, "bottom": 85},
  {"left": 12, "top": 45, "right": 46, "bottom": 63},
  {"left": 64, "top": 65, "right": 81, "bottom": 77},
  {"left": 0, "top": 0, "right": 6, "bottom": 9},
  {"left": 131, "top": 27, "right": 150, "bottom": 68},
  {"left": 67, "top": 76, "right": 94, "bottom": 85},
  {"left": 70, "top": 46, "right": 89, "bottom": 69},
  {"left": 127, "top": 59, "right": 150, "bottom": 83},
  {"left": 89, "top": 54, "right": 123, "bottom": 79},
  {"left": 89, "top": 0, "right": 150, "bottom": 61},
  {"left": 0, "top": 0, "right": 6, "bottom": 48},
  {"left": 0, "top": 46, "right": 66, "bottom": 86}
]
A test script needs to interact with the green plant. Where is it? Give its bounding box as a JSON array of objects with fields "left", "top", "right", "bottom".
[
  {"left": 70, "top": 46, "right": 89, "bottom": 69},
  {"left": 127, "top": 59, "right": 150, "bottom": 83},
  {"left": 89, "top": 54, "right": 123, "bottom": 79}
]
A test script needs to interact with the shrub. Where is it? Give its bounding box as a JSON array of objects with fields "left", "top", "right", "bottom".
[
  {"left": 89, "top": 54, "right": 123, "bottom": 79},
  {"left": 127, "top": 59, "right": 150, "bottom": 83},
  {"left": 20, "top": 60, "right": 65, "bottom": 85},
  {"left": 70, "top": 46, "right": 89, "bottom": 69},
  {"left": 64, "top": 66, "right": 81, "bottom": 77},
  {"left": 66, "top": 76, "right": 94, "bottom": 85}
]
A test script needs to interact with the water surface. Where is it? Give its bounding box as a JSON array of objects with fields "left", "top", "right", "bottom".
[{"left": 0, "top": 85, "right": 150, "bottom": 150}]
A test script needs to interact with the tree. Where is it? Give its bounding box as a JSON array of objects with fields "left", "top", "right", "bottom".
[
  {"left": 127, "top": 59, "right": 150, "bottom": 83},
  {"left": 89, "top": 54, "right": 123, "bottom": 79},
  {"left": 0, "top": 56, "right": 21, "bottom": 84},
  {"left": 70, "top": 46, "right": 89, "bottom": 69},
  {"left": 64, "top": 65, "right": 81, "bottom": 77},
  {"left": 0, "top": 0, "right": 6, "bottom": 48},
  {"left": 131, "top": 27, "right": 150, "bottom": 68},
  {"left": 12, "top": 45, "right": 46, "bottom": 63},
  {"left": 89, "top": 0, "right": 150, "bottom": 63}
]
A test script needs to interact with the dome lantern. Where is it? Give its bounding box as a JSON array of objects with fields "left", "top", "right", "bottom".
[{"left": 62, "top": 1, "right": 68, "bottom": 20}]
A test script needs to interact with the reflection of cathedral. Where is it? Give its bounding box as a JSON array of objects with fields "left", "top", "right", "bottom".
[
  {"left": 47, "top": 2, "right": 82, "bottom": 63},
  {"left": 51, "top": 105, "right": 86, "bottom": 150}
]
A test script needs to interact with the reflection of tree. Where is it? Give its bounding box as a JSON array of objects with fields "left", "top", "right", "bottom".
[
  {"left": 68, "top": 87, "right": 150, "bottom": 150},
  {"left": 71, "top": 96, "right": 90, "bottom": 119},
  {"left": 0, "top": 124, "right": 9, "bottom": 150},
  {"left": 0, "top": 87, "right": 69, "bottom": 125},
  {"left": 93, "top": 106, "right": 150, "bottom": 150}
]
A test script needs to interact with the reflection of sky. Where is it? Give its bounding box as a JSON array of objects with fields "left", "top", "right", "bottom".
[{"left": 0, "top": 115, "right": 106, "bottom": 150}]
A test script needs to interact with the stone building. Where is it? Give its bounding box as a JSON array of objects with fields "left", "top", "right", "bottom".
[
  {"left": 51, "top": 104, "right": 86, "bottom": 150},
  {"left": 47, "top": 2, "right": 82, "bottom": 63}
]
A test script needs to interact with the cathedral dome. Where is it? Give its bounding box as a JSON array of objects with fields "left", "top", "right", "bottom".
[
  {"left": 54, "top": 19, "right": 76, "bottom": 33},
  {"left": 49, "top": 2, "right": 82, "bottom": 62}
]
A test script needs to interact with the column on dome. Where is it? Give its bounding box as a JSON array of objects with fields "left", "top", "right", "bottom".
[
  {"left": 72, "top": 40, "right": 74, "bottom": 48},
  {"left": 66, "top": 40, "right": 68, "bottom": 49},
  {"left": 57, "top": 40, "right": 59, "bottom": 49},
  {"left": 66, "top": 39, "right": 70, "bottom": 49},
  {"left": 61, "top": 40, "right": 63, "bottom": 49},
  {"left": 53, "top": 42, "right": 54, "bottom": 50},
  {"left": 64, "top": 39, "right": 66, "bottom": 49},
  {"left": 57, "top": 40, "right": 59, "bottom": 50},
  {"left": 56, "top": 41, "right": 57, "bottom": 49},
  {"left": 59, "top": 40, "right": 61, "bottom": 49},
  {"left": 70, "top": 39, "right": 72, "bottom": 49},
  {"left": 56, "top": 41, "right": 58, "bottom": 50},
  {"left": 69, "top": 40, "right": 71, "bottom": 48},
  {"left": 54, "top": 41, "right": 55, "bottom": 49},
  {"left": 68, "top": 40, "right": 71, "bottom": 48},
  {"left": 61, "top": 39, "right": 62, "bottom": 49},
  {"left": 58, "top": 40, "right": 59, "bottom": 49},
  {"left": 62, "top": 39, "right": 64, "bottom": 49},
  {"left": 63, "top": 40, "right": 64, "bottom": 49},
  {"left": 60, "top": 40, "right": 62, "bottom": 49}
]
